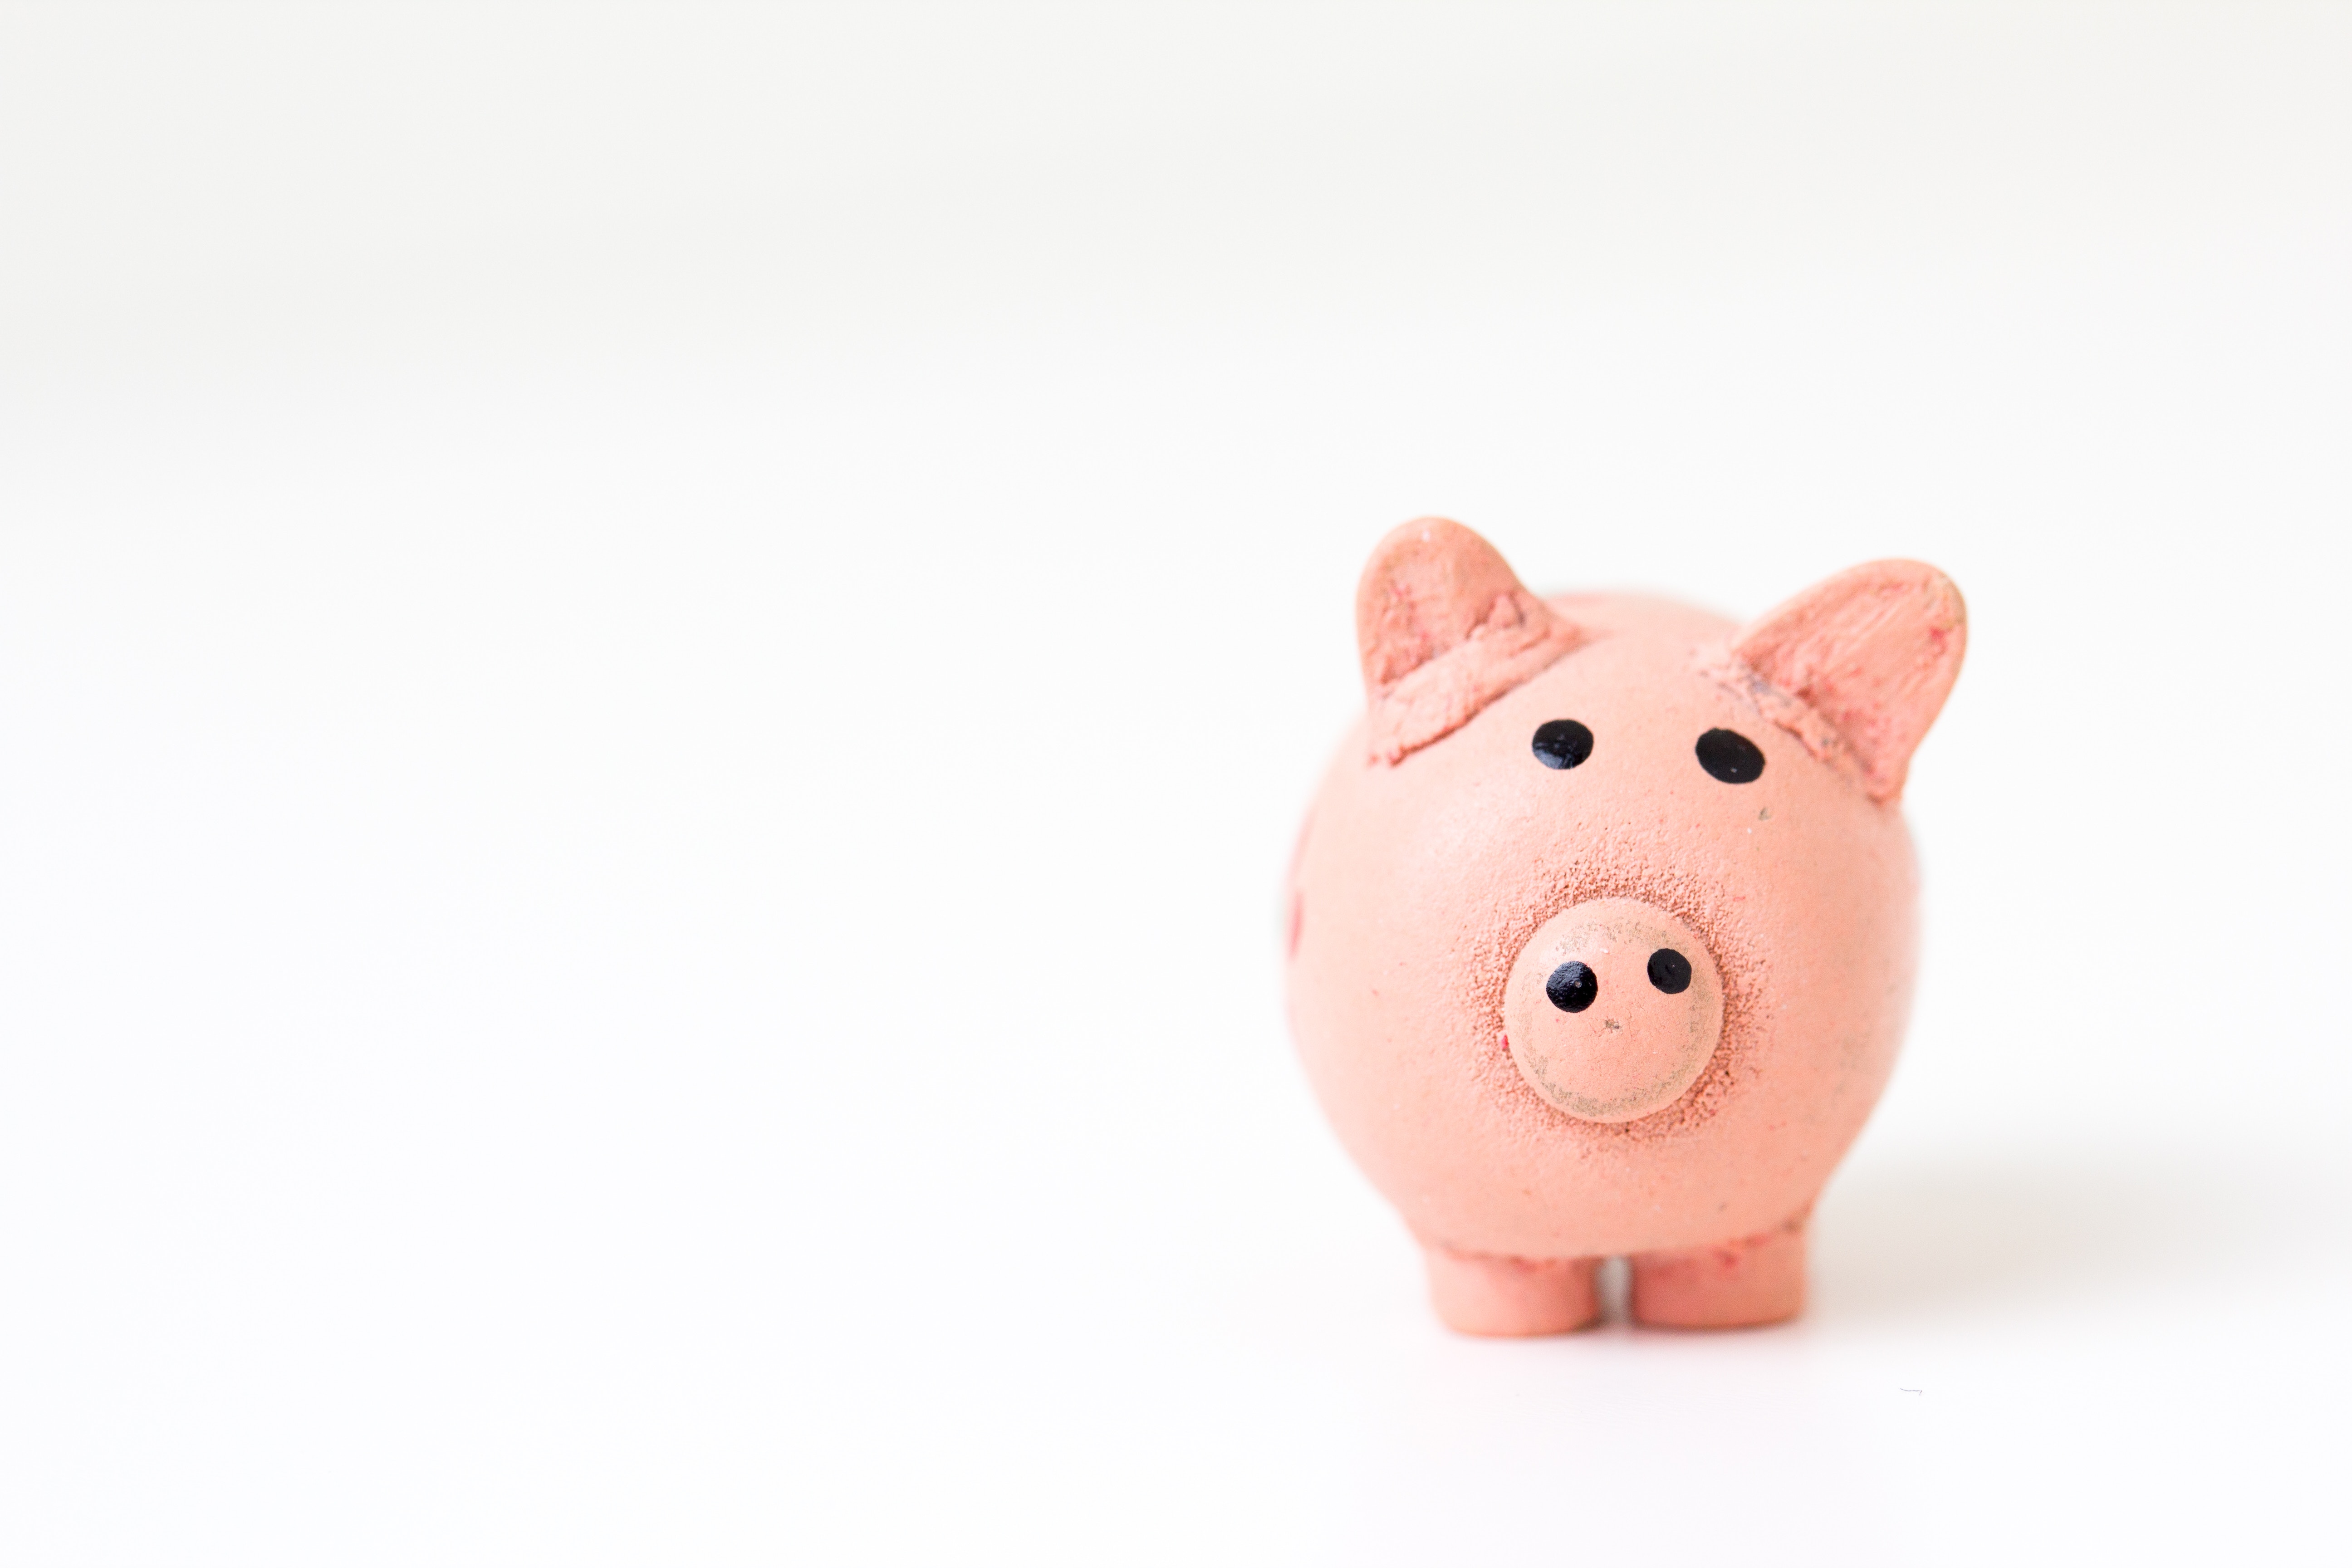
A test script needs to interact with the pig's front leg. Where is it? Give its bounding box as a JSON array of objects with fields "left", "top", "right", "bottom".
[
  {"left": 1421, "top": 1245, "right": 1602, "bottom": 1335},
  {"left": 1628, "top": 1210, "right": 1810, "bottom": 1328}
]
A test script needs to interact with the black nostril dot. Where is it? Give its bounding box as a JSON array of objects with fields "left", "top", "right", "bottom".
[
  {"left": 1647, "top": 948, "right": 1692, "bottom": 994},
  {"left": 1545, "top": 960, "right": 1597, "bottom": 1013}
]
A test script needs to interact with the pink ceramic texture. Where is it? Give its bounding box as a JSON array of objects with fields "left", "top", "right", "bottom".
[{"left": 1286, "top": 519, "right": 1965, "bottom": 1333}]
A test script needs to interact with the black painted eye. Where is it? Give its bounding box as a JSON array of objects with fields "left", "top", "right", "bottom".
[
  {"left": 1531, "top": 720, "right": 1593, "bottom": 770},
  {"left": 1647, "top": 948, "right": 1692, "bottom": 995},
  {"left": 1695, "top": 728, "right": 1765, "bottom": 784},
  {"left": 1545, "top": 960, "right": 1597, "bottom": 1012}
]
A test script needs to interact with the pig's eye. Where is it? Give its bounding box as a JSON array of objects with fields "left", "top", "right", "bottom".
[
  {"left": 1531, "top": 720, "right": 1594, "bottom": 770},
  {"left": 1695, "top": 727, "right": 1765, "bottom": 784},
  {"left": 1545, "top": 960, "right": 1597, "bottom": 1012},
  {"left": 1647, "top": 948, "right": 1692, "bottom": 994}
]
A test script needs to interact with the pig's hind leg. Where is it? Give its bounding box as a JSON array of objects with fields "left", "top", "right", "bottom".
[
  {"left": 1627, "top": 1209, "right": 1810, "bottom": 1328},
  {"left": 1422, "top": 1245, "right": 1602, "bottom": 1336}
]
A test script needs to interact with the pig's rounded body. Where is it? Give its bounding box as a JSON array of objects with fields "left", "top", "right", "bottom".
[{"left": 1289, "top": 590, "right": 1925, "bottom": 1302}]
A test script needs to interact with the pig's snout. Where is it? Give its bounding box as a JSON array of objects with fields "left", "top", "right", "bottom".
[{"left": 1503, "top": 898, "right": 1723, "bottom": 1123}]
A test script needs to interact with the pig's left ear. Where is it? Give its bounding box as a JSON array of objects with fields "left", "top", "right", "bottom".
[
  {"left": 1357, "top": 518, "right": 1587, "bottom": 764},
  {"left": 1726, "top": 560, "right": 1966, "bottom": 803}
]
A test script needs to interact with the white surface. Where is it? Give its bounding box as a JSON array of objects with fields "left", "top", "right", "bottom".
[{"left": 3, "top": 5, "right": 2348, "bottom": 1563}]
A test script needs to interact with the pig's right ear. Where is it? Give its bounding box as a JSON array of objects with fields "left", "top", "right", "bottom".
[
  {"left": 1723, "top": 559, "right": 1967, "bottom": 803},
  {"left": 1356, "top": 518, "right": 1586, "bottom": 764}
]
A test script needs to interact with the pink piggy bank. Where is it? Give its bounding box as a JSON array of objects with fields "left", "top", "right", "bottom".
[{"left": 1286, "top": 519, "right": 1966, "bottom": 1333}]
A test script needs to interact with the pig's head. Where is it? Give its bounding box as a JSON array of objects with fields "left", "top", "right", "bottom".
[{"left": 1292, "top": 518, "right": 1964, "bottom": 1243}]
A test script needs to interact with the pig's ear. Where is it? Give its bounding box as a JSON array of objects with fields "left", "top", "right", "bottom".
[
  {"left": 1728, "top": 560, "right": 1966, "bottom": 803},
  {"left": 1356, "top": 518, "right": 1586, "bottom": 764}
]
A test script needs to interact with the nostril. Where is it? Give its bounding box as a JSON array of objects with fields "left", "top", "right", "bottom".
[
  {"left": 1647, "top": 948, "right": 1692, "bottom": 994},
  {"left": 1545, "top": 961, "right": 1597, "bottom": 1013}
]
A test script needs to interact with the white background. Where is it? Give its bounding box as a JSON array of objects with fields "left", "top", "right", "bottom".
[{"left": 3, "top": 5, "right": 2347, "bottom": 1563}]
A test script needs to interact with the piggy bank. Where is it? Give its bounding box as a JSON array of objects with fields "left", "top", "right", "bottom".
[{"left": 1286, "top": 519, "right": 1965, "bottom": 1332}]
